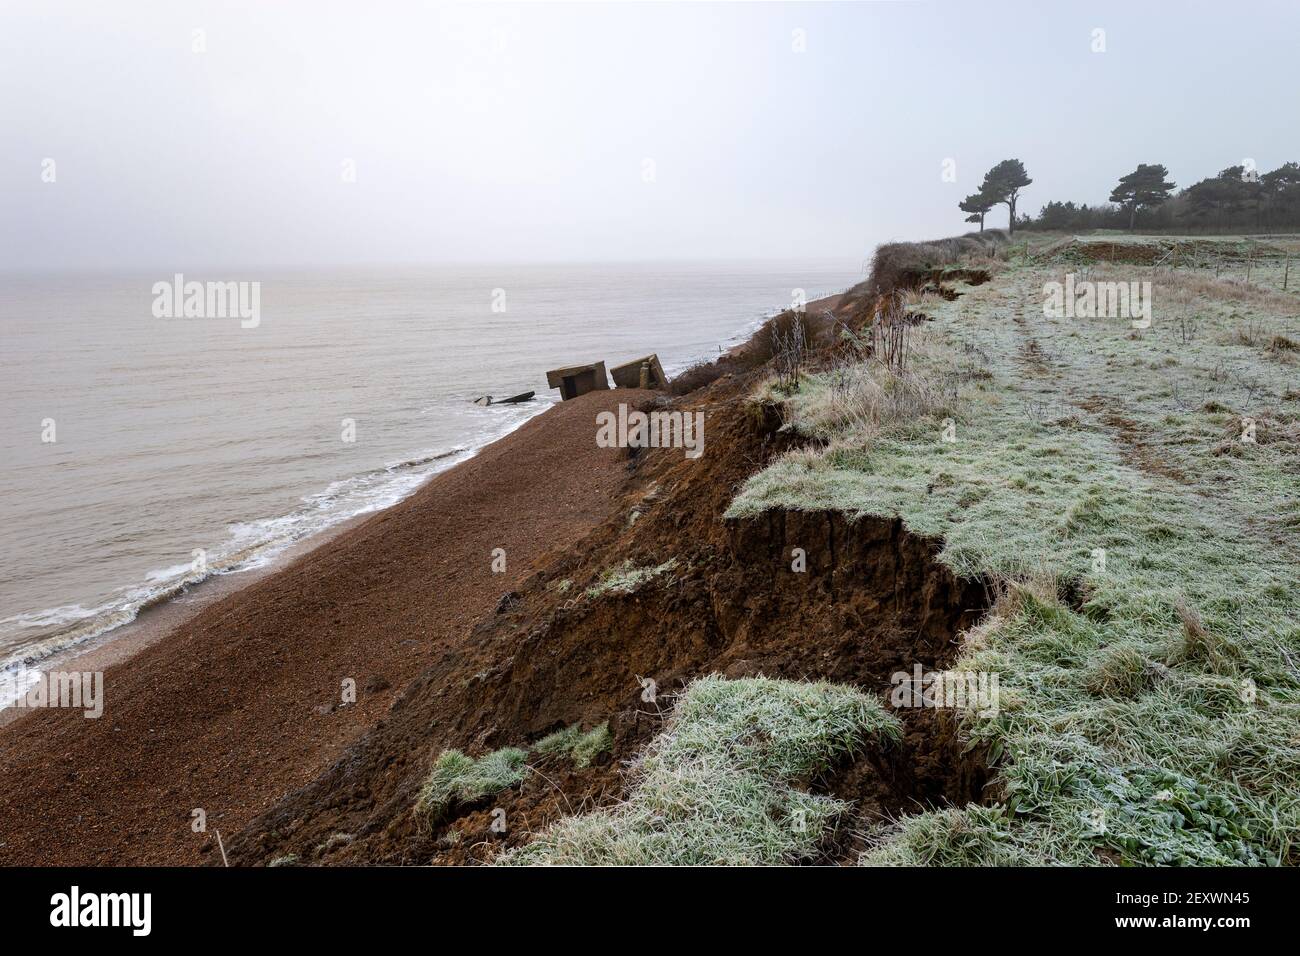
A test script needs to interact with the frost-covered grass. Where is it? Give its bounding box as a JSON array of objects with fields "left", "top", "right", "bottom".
[
  {"left": 414, "top": 748, "right": 528, "bottom": 826},
  {"left": 732, "top": 247, "right": 1300, "bottom": 866},
  {"left": 532, "top": 724, "right": 584, "bottom": 756},
  {"left": 585, "top": 558, "right": 678, "bottom": 598},
  {"left": 499, "top": 675, "right": 901, "bottom": 865},
  {"left": 415, "top": 726, "right": 613, "bottom": 834},
  {"left": 571, "top": 724, "right": 613, "bottom": 768},
  {"left": 533, "top": 722, "right": 613, "bottom": 768}
]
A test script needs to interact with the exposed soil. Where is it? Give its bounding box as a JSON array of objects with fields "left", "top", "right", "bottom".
[
  {"left": 1076, "top": 394, "right": 1189, "bottom": 482},
  {"left": 1072, "top": 241, "right": 1166, "bottom": 265},
  {"left": 1, "top": 289, "right": 995, "bottom": 866},
  {"left": 0, "top": 388, "right": 654, "bottom": 866},
  {"left": 1057, "top": 237, "right": 1290, "bottom": 266},
  {"left": 1019, "top": 337, "right": 1052, "bottom": 377},
  {"left": 899, "top": 268, "right": 992, "bottom": 302},
  {"left": 225, "top": 371, "right": 993, "bottom": 866}
]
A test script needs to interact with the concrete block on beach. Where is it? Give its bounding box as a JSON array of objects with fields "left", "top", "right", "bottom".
[
  {"left": 545, "top": 361, "right": 609, "bottom": 401},
  {"left": 610, "top": 354, "right": 667, "bottom": 390}
]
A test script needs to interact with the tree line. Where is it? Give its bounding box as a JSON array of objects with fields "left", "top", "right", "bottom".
[{"left": 961, "top": 158, "right": 1300, "bottom": 234}]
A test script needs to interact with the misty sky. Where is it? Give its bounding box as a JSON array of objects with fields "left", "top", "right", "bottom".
[{"left": 3, "top": 0, "right": 1296, "bottom": 271}]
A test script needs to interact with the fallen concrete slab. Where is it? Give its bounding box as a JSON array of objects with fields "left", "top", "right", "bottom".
[
  {"left": 610, "top": 354, "right": 667, "bottom": 390},
  {"left": 545, "top": 362, "right": 609, "bottom": 400}
]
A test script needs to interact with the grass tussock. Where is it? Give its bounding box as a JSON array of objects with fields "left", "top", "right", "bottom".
[
  {"left": 571, "top": 724, "right": 614, "bottom": 768},
  {"left": 1084, "top": 643, "right": 1161, "bottom": 699},
  {"left": 415, "top": 727, "right": 613, "bottom": 836},
  {"left": 499, "top": 675, "right": 900, "bottom": 865},
  {"left": 1167, "top": 599, "right": 1244, "bottom": 675},
  {"left": 414, "top": 747, "right": 528, "bottom": 827},
  {"left": 533, "top": 722, "right": 613, "bottom": 768},
  {"left": 789, "top": 364, "right": 962, "bottom": 441},
  {"left": 532, "top": 724, "right": 583, "bottom": 757}
]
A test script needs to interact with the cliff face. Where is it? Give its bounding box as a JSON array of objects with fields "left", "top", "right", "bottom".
[{"left": 227, "top": 368, "right": 991, "bottom": 866}]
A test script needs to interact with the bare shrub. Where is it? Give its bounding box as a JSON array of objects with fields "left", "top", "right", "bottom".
[
  {"left": 669, "top": 309, "right": 825, "bottom": 396},
  {"left": 1228, "top": 319, "right": 1274, "bottom": 347},
  {"left": 870, "top": 293, "right": 917, "bottom": 374},
  {"left": 770, "top": 312, "right": 805, "bottom": 393}
]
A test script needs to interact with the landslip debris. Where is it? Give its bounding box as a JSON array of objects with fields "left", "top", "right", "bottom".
[
  {"left": 472, "top": 390, "right": 535, "bottom": 407},
  {"left": 546, "top": 353, "right": 666, "bottom": 400},
  {"left": 610, "top": 354, "right": 667, "bottom": 390},
  {"left": 546, "top": 361, "right": 610, "bottom": 400}
]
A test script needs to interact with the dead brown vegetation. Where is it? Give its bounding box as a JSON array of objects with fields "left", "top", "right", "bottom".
[{"left": 670, "top": 308, "right": 842, "bottom": 395}]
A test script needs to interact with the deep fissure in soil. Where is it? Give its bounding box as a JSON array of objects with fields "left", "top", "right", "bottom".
[{"left": 227, "top": 381, "right": 993, "bottom": 866}]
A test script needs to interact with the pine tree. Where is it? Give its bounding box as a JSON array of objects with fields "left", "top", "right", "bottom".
[
  {"left": 979, "top": 160, "right": 1032, "bottom": 234},
  {"left": 1109, "top": 164, "right": 1177, "bottom": 230},
  {"left": 959, "top": 190, "right": 997, "bottom": 231}
]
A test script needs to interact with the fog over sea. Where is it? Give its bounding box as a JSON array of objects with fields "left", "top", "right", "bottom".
[{"left": 0, "top": 260, "right": 861, "bottom": 682}]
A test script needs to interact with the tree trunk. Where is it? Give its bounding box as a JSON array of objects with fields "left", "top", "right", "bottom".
[
  {"left": 1007, "top": 199, "right": 1016, "bottom": 235},
  {"left": 1129, "top": 205, "right": 1136, "bottom": 230}
]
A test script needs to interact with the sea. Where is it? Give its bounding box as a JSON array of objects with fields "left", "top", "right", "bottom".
[{"left": 0, "top": 259, "right": 862, "bottom": 694}]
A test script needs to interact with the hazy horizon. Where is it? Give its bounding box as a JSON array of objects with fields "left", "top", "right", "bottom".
[
  {"left": 0, "top": 255, "right": 864, "bottom": 278},
  {"left": 4, "top": 0, "right": 1298, "bottom": 272}
]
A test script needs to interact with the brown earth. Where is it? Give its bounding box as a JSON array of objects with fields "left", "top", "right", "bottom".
[
  {"left": 1053, "top": 236, "right": 1291, "bottom": 266},
  {"left": 224, "top": 370, "right": 993, "bottom": 867},
  {"left": 1, "top": 289, "right": 994, "bottom": 867},
  {"left": 0, "top": 388, "right": 654, "bottom": 866}
]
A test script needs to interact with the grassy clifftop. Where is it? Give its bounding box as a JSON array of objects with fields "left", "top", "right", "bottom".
[{"left": 730, "top": 235, "right": 1300, "bottom": 864}]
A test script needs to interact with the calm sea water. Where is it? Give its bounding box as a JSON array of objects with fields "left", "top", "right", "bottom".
[{"left": 0, "top": 260, "right": 861, "bottom": 677}]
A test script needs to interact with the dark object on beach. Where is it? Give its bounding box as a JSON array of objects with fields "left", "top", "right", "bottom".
[
  {"left": 545, "top": 361, "right": 609, "bottom": 401},
  {"left": 472, "top": 391, "right": 536, "bottom": 406},
  {"left": 610, "top": 353, "right": 667, "bottom": 390}
]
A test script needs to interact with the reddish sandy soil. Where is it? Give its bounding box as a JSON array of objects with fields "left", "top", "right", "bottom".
[
  {"left": 0, "top": 388, "right": 653, "bottom": 866},
  {"left": 2, "top": 290, "right": 973, "bottom": 868},
  {"left": 222, "top": 369, "right": 990, "bottom": 866}
]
